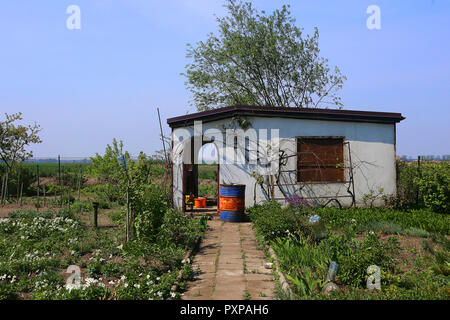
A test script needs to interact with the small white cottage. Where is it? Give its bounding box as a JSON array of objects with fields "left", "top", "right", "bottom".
[{"left": 167, "top": 105, "right": 404, "bottom": 212}]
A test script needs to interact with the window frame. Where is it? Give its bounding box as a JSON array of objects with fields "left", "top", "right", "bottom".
[{"left": 296, "top": 136, "right": 346, "bottom": 184}]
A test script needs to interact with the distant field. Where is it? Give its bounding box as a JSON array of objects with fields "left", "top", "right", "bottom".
[
  {"left": 0, "top": 162, "right": 91, "bottom": 178},
  {"left": 198, "top": 164, "right": 218, "bottom": 180}
]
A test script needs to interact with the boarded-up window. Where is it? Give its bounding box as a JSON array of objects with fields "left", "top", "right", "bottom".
[{"left": 297, "top": 138, "right": 344, "bottom": 182}]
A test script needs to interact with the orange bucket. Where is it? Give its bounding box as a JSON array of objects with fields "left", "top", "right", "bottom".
[
  {"left": 219, "top": 196, "right": 245, "bottom": 211},
  {"left": 194, "top": 197, "right": 206, "bottom": 208}
]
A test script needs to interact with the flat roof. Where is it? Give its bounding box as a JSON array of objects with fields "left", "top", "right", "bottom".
[{"left": 167, "top": 105, "right": 405, "bottom": 128}]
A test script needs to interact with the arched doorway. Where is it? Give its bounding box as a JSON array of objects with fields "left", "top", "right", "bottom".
[
  {"left": 181, "top": 136, "right": 219, "bottom": 214},
  {"left": 197, "top": 142, "right": 219, "bottom": 211}
]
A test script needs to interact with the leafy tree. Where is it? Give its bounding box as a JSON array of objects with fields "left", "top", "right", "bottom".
[
  {"left": 0, "top": 112, "right": 42, "bottom": 169},
  {"left": 183, "top": 0, "right": 346, "bottom": 111},
  {"left": 89, "top": 139, "right": 169, "bottom": 241}
]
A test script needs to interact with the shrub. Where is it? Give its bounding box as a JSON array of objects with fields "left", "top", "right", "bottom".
[
  {"left": 157, "top": 208, "right": 207, "bottom": 250},
  {"left": 249, "top": 201, "right": 294, "bottom": 242},
  {"left": 71, "top": 200, "right": 93, "bottom": 213},
  {"left": 395, "top": 159, "right": 449, "bottom": 213},
  {"left": 332, "top": 233, "right": 398, "bottom": 288},
  {"left": 414, "top": 162, "right": 449, "bottom": 213},
  {"left": 134, "top": 185, "right": 169, "bottom": 240},
  {"left": 395, "top": 159, "right": 420, "bottom": 208}
]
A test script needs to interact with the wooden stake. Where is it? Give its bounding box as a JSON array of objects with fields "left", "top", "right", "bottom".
[
  {"left": 17, "top": 164, "right": 21, "bottom": 202},
  {"left": 126, "top": 185, "right": 130, "bottom": 242},
  {"left": 416, "top": 155, "right": 421, "bottom": 205},
  {"left": 77, "top": 164, "right": 82, "bottom": 201},
  {"left": 68, "top": 187, "right": 71, "bottom": 210},
  {"left": 61, "top": 165, "right": 64, "bottom": 207},
  {"left": 43, "top": 184, "right": 46, "bottom": 208},
  {"left": 19, "top": 182, "right": 23, "bottom": 207},
  {"left": 2, "top": 170, "right": 8, "bottom": 206},
  {"left": 36, "top": 164, "right": 40, "bottom": 209},
  {"left": 0, "top": 174, "right": 4, "bottom": 206},
  {"left": 157, "top": 107, "right": 169, "bottom": 165}
]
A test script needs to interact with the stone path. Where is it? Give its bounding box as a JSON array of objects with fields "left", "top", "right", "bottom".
[{"left": 182, "top": 219, "right": 275, "bottom": 300}]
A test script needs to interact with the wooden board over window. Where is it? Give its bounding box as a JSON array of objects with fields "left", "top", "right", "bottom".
[{"left": 297, "top": 138, "right": 344, "bottom": 182}]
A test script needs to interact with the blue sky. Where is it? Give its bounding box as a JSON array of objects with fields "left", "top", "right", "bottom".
[{"left": 1, "top": 0, "right": 449, "bottom": 158}]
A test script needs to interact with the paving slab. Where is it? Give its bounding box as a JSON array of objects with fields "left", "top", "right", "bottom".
[{"left": 182, "top": 218, "right": 276, "bottom": 300}]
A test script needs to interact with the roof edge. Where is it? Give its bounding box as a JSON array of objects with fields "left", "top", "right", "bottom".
[{"left": 167, "top": 105, "right": 405, "bottom": 127}]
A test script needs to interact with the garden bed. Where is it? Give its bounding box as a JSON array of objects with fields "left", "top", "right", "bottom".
[
  {"left": 0, "top": 206, "right": 207, "bottom": 300},
  {"left": 249, "top": 202, "right": 449, "bottom": 300}
]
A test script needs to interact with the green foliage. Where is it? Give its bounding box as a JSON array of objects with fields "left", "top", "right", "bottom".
[
  {"left": 395, "top": 159, "right": 420, "bottom": 208},
  {"left": 332, "top": 233, "right": 398, "bottom": 288},
  {"left": 198, "top": 184, "right": 217, "bottom": 198},
  {"left": 198, "top": 164, "right": 218, "bottom": 180},
  {"left": 0, "top": 202, "right": 207, "bottom": 300},
  {"left": 8, "top": 209, "right": 53, "bottom": 219},
  {"left": 414, "top": 161, "right": 449, "bottom": 213},
  {"left": 249, "top": 201, "right": 449, "bottom": 300},
  {"left": 183, "top": 0, "right": 345, "bottom": 110},
  {"left": 134, "top": 185, "right": 169, "bottom": 240},
  {"left": 71, "top": 200, "right": 93, "bottom": 213},
  {"left": 158, "top": 209, "right": 207, "bottom": 250},
  {"left": 272, "top": 237, "right": 329, "bottom": 273},
  {"left": 314, "top": 207, "right": 449, "bottom": 235},
  {"left": 0, "top": 112, "right": 42, "bottom": 169},
  {"left": 248, "top": 201, "right": 294, "bottom": 241},
  {"left": 0, "top": 164, "right": 36, "bottom": 197},
  {"left": 0, "top": 281, "right": 19, "bottom": 300},
  {"left": 395, "top": 159, "right": 449, "bottom": 213}
]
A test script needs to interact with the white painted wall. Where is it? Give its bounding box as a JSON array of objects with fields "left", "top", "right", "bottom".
[{"left": 171, "top": 116, "right": 396, "bottom": 210}]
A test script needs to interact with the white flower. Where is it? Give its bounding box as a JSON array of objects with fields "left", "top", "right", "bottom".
[
  {"left": 170, "top": 292, "right": 176, "bottom": 298},
  {"left": 157, "top": 291, "right": 162, "bottom": 297}
]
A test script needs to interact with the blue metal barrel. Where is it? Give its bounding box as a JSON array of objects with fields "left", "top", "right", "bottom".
[
  {"left": 219, "top": 210, "right": 243, "bottom": 222},
  {"left": 219, "top": 184, "right": 246, "bottom": 222},
  {"left": 219, "top": 184, "right": 246, "bottom": 197}
]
